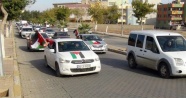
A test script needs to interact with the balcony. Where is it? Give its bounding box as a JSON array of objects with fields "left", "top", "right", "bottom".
[
  {"left": 170, "top": 17, "right": 182, "bottom": 20},
  {"left": 169, "top": 11, "right": 183, "bottom": 14}
]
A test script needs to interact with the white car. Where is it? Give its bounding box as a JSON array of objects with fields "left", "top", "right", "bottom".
[
  {"left": 20, "top": 26, "right": 34, "bottom": 38},
  {"left": 127, "top": 30, "right": 186, "bottom": 78},
  {"left": 78, "top": 34, "right": 107, "bottom": 53},
  {"left": 44, "top": 38, "right": 101, "bottom": 77}
]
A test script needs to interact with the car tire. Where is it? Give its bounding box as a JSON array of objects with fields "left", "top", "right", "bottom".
[
  {"left": 55, "top": 63, "right": 61, "bottom": 77},
  {"left": 44, "top": 56, "right": 49, "bottom": 68},
  {"left": 128, "top": 55, "right": 137, "bottom": 69},
  {"left": 158, "top": 63, "right": 170, "bottom": 79},
  {"left": 27, "top": 44, "right": 30, "bottom": 50}
]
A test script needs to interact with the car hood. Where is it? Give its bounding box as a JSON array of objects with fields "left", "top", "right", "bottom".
[
  {"left": 84, "top": 40, "right": 106, "bottom": 45},
  {"left": 165, "top": 52, "right": 186, "bottom": 61},
  {"left": 58, "top": 51, "right": 98, "bottom": 60}
]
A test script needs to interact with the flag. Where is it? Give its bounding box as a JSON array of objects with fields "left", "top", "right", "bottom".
[
  {"left": 89, "top": 41, "right": 101, "bottom": 44},
  {"left": 31, "top": 31, "right": 48, "bottom": 49},
  {"left": 70, "top": 52, "right": 85, "bottom": 59}
]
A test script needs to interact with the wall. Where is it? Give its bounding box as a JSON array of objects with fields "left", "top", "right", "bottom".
[{"left": 68, "top": 22, "right": 154, "bottom": 34}]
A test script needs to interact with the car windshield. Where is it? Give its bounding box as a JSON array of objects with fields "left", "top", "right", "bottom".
[
  {"left": 57, "top": 32, "right": 68, "bottom": 36},
  {"left": 46, "top": 29, "right": 54, "bottom": 32},
  {"left": 157, "top": 36, "right": 186, "bottom": 52},
  {"left": 22, "top": 28, "right": 32, "bottom": 31},
  {"left": 41, "top": 33, "right": 49, "bottom": 38},
  {"left": 58, "top": 41, "right": 90, "bottom": 52},
  {"left": 83, "top": 35, "right": 102, "bottom": 41}
]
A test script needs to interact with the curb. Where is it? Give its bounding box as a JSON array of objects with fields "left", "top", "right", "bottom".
[
  {"left": 13, "top": 25, "right": 22, "bottom": 98},
  {"left": 108, "top": 48, "right": 126, "bottom": 55}
]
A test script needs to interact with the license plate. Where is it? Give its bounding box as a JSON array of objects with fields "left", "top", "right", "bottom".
[{"left": 77, "top": 64, "right": 91, "bottom": 68}]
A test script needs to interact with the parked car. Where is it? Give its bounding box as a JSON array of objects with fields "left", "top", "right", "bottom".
[
  {"left": 45, "top": 28, "right": 55, "bottom": 38},
  {"left": 44, "top": 38, "right": 101, "bottom": 77},
  {"left": 39, "top": 27, "right": 47, "bottom": 32},
  {"left": 78, "top": 34, "right": 107, "bottom": 53},
  {"left": 127, "top": 30, "right": 186, "bottom": 78},
  {"left": 20, "top": 26, "right": 34, "bottom": 38},
  {"left": 34, "top": 26, "right": 41, "bottom": 31},
  {"left": 52, "top": 32, "right": 70, "bottom": 39},
  {"left": 27, "top": 32, "right": 53, "bottom": 51}
]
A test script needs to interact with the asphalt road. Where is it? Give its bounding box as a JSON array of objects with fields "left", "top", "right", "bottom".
[
  {"left": 15, "top": 29, "right": 186, "bottom": 98},
  {"left": 55, "top": 28, "right": 128, "bottom": 49}
]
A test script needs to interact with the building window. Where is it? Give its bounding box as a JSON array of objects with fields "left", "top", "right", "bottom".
[{"left": 109, "top": 2, "right": 115, "bottom": 6}]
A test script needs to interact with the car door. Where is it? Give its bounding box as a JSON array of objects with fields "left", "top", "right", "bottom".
[
  {"left": 135, "top": 34, "right": 145, "bottom": 66},
  {"left": 142, "top": 36, "right": 160, "bottom": 69},
  {"left": 50, "top": 42, "right": 57, "bottom": 69},
  {"left": 45, "top": 44, "right": 52, "bottom": 67}
]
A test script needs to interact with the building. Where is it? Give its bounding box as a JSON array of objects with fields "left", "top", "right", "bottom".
[
  {"left": 156, "top": 0, "right": 184, "bottom": 29},
  {"left": 53, "top": 2, "right": 91, "bottom": 22}
]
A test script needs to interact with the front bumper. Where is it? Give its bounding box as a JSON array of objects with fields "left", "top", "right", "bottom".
[
  {"left": 171, "top": 66, "right": 186, "bottom": 76},
  {"left": 90, "top": 47, "right": 107, "bottom": 53},
  {"left": 58, "top": 61, "right": 101, "bottom": 75},
  {"left": 21, "top": 32, "right": 31, "bottom": 38}
]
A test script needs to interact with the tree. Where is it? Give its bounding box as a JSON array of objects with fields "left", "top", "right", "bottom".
[
  {"left": 78, "top": 23, "right": 92, "bottom": 34},
  {"left": 55, "top": 6, "right": 70, "bottom": 31},
  {"left": 88, "top": 1, "right": 105, "bottom": 24},
  {"left": 132, "top": 0, "right": 156, "bottom": 30},
  {"left": 71, "top": 8, "right": 85, "bottom": 23},
  {"left": 2, "top": 0, "right": 36, "bottom": 20},
  {"left": 55, "top": 6, "right": 70, "bottom": 22},
  {"left": 103, "top": 5, "right": 121, "bottom": 24}
]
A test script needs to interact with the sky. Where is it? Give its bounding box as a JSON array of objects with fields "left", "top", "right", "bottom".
[{"left": 25, "top": 0, "right": 174, "bottom": 12}]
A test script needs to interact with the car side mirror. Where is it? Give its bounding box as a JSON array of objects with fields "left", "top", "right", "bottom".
[{"left": 50, "top": 49, "right": 55, "bottom": 53}]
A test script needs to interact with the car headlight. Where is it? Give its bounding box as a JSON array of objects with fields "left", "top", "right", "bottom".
[
  {"left": 95, "top": 58, "right": 100, "bottom": 61},
  {"left": 174, "top": 58, "right": 184, "bottom": 66},
  {"left": 59, "top": 58, "right": 70, "bottom": 63},
  {"left": 104, "top": 44, "right": 107, "bottom": 48}
]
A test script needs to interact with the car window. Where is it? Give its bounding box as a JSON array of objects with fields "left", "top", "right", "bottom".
[
  {"left": 52, "top": 42, "right": 56, "bottom": 53},
  {"left": 46, "top": 29, "right": 54, "bottom": 32},
  {"left": 145, "top": 36, "right": 159, "bottom": 53},
  {"left": 58, "top": 41, "right": 90, "bottom": 52},
  {"left": 22, "top": 28, "right": 32, "bottom": 31},
  {"left": 83, "top": 35, "right": 102, "bottom": 41},
  {"left": 128, "top": 34, "right": 137, "bottom": 46},
  {"left": 41, "top": 33, "right": 49, "bottom": 38},
  {"left": 136, "top": 35, "right": 145, "bottom": 48},
  {"left": 157, "top": 36, "right": 186, "bottom": 52},
  {"left": 57, "top": 32, "right": 68, "bottom": 36}
]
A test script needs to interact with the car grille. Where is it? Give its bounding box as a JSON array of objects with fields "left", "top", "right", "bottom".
[
  {"left": 92, "top": 44, "right": 103, "bottom": 48},
  {"left": 70, "top": 67, "right": 96, "bottom": 72},
  {"left": 71, "top": 59, "right": 94, "bottom": 64}
]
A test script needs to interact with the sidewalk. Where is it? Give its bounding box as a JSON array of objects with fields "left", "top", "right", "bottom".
[{"left": 0, "top": 29, "right": 21, "bottom": 98}]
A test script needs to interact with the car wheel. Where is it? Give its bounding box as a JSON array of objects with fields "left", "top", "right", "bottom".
[
  {"left": 158, "top": 63, "right": 170, "bottom": 78},
  {"left": 55, "top": 63, "right": 61, "bottom": 77},
  {"left": 44, "top": 56, "right": 49, "bottom": 68},
  {"left": 27, "top": 44, "right": 30, "bottom": 50},
  {"left": 128, "top": 55, "right": 137, "bottom": 69}
]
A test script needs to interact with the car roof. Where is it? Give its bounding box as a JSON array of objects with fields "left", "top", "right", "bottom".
[
  {"left": 130, "top": 30, "right": 182, "bottom": 36},
  {"left": 53, "top": 38, "right": 82, "bottom": 42},
  {"left": 22, "top": 26, "right": 32, "bottom": 28},
  {"left": 79, "top": 34, "right": 97, "bottom": 36}
]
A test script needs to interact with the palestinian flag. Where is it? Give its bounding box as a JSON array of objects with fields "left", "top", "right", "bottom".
[
  {"left": 70, "top": 52, "right": 85, "bottom": 59},
  {"left": 31, "top": 32, "right": 48, "bottom": 49},
  {"left": 89, "top": 41, "right": 101, "bottom": 44}
]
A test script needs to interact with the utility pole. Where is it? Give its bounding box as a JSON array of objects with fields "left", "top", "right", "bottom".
[
  {"left": 121, "top": 0, "right": 124, "bottom": 36},
  {"left": 0, "top": 0, "right": 4, "bottom": 76}
]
